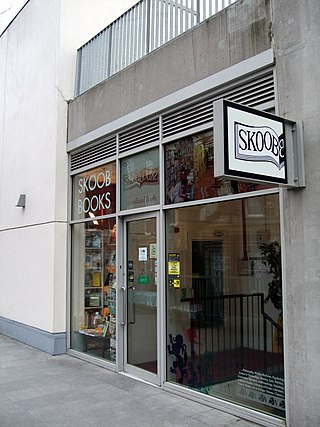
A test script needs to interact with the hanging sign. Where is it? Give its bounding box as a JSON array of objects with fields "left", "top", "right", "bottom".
[{"left": 213, "top": 99, "right": 305, "bottom": 187}]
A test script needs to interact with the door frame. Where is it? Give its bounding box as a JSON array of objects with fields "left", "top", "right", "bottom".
[{"left": 121, "top": 211, "right": 162, "bottom": 385}]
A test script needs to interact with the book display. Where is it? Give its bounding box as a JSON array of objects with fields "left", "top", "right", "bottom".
[{"left": 79, "top": 223, "right": 117, "bottom": 361}]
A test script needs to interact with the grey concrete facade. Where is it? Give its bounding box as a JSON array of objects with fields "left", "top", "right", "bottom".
[
  {"left": 272, "top": 1, "right": 320, "bottom": 426},
  {"left": 67, "top": 1, "right": 320, "bottom": 426},
  {"left": 68, "top": 0, "right": 271, "bottom": 141}
]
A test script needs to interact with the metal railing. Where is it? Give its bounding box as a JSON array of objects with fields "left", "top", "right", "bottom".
[
  {"left": 75, "top": 0, "right": 237, "bottom": 95},
  {"left": 186, "top": 290, "right": 284, "bottom": 381}
]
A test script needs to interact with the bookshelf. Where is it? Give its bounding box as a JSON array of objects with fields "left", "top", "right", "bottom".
[
  {"left": 80, "top": 226, "right": 117, "bottom": 360},
  {"left": 84, "top": 230, "right": 103, "bottom": 327}
]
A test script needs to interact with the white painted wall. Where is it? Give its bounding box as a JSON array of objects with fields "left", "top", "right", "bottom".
[{"left": 0, "top": 0, "right": 138, "bottom": 334}]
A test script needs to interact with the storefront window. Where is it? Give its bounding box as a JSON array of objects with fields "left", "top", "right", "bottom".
[
  {"left": 72, "top": 162, "right": 116, "bottom": 220},
  {"left": 166, "top": 194, "right": 285, "bottom": 418},
  {"left": 71, "top": 218, "right": 117, "bottom": 362},
  {"left": 121, "top": 148, "right": 159, "bottom": 210},
  {"left": 165, "top": 130, "right": 270, "bottom": 204}
]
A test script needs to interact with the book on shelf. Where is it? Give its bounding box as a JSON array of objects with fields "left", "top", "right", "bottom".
[
  {"left": 85, "top": 255, "right": 93, "bottom": 268},
  {"left": 89, "top": 293, "right": 101, "bottom": 307},
  {"left": 85, "top": 273, "right": 92, "bottom": 287},
  {"left": 85, "top": 232, "right": 102, "bottom": 248},
  {"left": 92, "top": 272, "right": 101, "bottom": 287}
]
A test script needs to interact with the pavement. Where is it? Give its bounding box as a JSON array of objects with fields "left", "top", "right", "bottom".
[{"left": 0, "top": 334, "right": 260, "bottom": 427}]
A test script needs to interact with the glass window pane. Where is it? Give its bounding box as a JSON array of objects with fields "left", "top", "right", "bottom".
[
  {"left": 71, "top": 219, "right": 117, "bottom": 362},
  {"left": 72, "top": 162, "right": 116, "bottom": 220},
  {"left": 121, "top": 148, "right": 159, "bottom": 210},
  {"left": 165, "top": 130, "right": 271, "bottom": 205},
  {"left": 166, "top": 194, "right": 284, "bottom": 418}
]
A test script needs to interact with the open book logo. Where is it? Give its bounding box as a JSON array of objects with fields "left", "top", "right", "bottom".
[{"left": 234, "top": 122, "right": 285, "bottom": 170}]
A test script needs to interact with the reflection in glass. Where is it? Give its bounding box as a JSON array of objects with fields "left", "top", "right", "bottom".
[
  {"left": 126, "top": 218, "right": 157, "bottom": 374},
  {"left": 71, "top": 219, "right": 117, "bottom": 362},
  {"left": 165, "top": 131, "right": 270, "bottom": 204},
  {"left": 121, "top": 148, "right": 159, "bottom": 210},
  {"left": 72, "top": 162, "right": 116, "bottom": 220},
  {"left": 166, "top": 194, "right": 284, "bottom": 418}
]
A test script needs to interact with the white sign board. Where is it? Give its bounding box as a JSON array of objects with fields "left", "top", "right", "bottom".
[{"left": 213, "top": 100, "right": 305, "bottom": 187}]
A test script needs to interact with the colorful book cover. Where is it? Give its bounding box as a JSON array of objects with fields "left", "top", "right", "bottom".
[{"left": 92, "top": 272, "right": 101, "bottom": 287}]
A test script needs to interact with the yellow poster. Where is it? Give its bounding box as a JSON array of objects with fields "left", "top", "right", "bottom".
[{"left": 168, "top": 261, "right": 180, "bottom": 275}]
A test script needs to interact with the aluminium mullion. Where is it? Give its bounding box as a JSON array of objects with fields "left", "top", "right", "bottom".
[
  {"left": 121, "top": 15, "right": 126, "bottom": 69},
  {"left": 142, "top": 0, "right": 148, "bottom": 56},
  {"left": 164, "top": 0, "right": 169, "bottom": 43},
  {"left": 209, "top": 0, "right": 212, "bottom": 17},
  {"left": 215, "top": 0, "right": 219, "bottom": 15},
  {"left": 149, "top": 0, "right": 154, "bottom": 51},
  {"left": 118, "top": 17, "right": 124, "bottom": 72},
  {"left": 126, "top": 10, "right": 132, "bottom": 67},
  {"left": 174, "top": 0, "right": 179, "bottom": 37},
  {"left": 127, "top": 10, "right": 132, "bottom": 67},
  {"left": 169, "top": 0, "right": 173, "bottom": 40},
  {"left": 113, "top": 20, "right": 119, "bottom": 74},
  {"left": 121, "top": 15, "right": 127, "bottom": 70},
  {"left": 125, "top": 11, "right": 130, "bottom": 68},
  {"left": 131, "top": 6, "right": 137, "bottom": 63},
  {"left": 203, "top": 0, "right": 207, "bottom": 20},
  {"left": 188, "top": 0, "right": 194, "bottom": 29},
  {"left": 86, "top": 44, "right": 93, "bottom": 91},
  {"left": 136, "top": 4, "right": 142, "bottom": 60},
  {"left": 158, "top": 0, "right": 163, "bottom": 46},
  {"left": 114, "top": 20, "right": 120, "bottom": 75},
  {"left": 155, "top": 0, "right": 160, "bottom": 49},
  {"left": 180, "top": 0, "right": 184, "bottom": 33},
  {"left": 101, "top": 30, "right": 108, "bottom": 82},
  {"left": 94, "top": 37, "right": 101, "bottom": 85}
]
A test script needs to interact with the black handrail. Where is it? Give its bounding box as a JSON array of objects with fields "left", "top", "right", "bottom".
[{"left": 181, "top": 291, "right": 283, "bottom": 382}]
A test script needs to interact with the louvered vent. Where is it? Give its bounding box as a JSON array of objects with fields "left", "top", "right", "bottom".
[
  {"left": 162, "top": 98, "right": 213, "bottom": 139},
  {"left": 162, "top": 70, "right": 275, "bottom": 138},
  {"left": 70, "top": 135, "right": 116, "bottom": 172},
  {"left": 118, "top": 119, "right": 159, "bottom": 154},
  {"left": 224, "top": 72, "right": 275, "bottom": 108}
]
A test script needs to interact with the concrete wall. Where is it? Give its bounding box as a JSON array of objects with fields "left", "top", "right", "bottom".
[
  {"left": 272, "top": 0, "right": 320, "bottom": 425},
  {"left": 66, "top": 0, "right": 320, "bottom": 424},
  {"left": 0, "top": 0, "right": 136, "bottom": 352},
  {"left": 68, "top": 0, "right": 272, "bottom": 141}
]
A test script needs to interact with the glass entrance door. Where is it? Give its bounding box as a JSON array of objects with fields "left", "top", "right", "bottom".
[{"left": 125, "top": 215, "right": 158, "bottom": 383}]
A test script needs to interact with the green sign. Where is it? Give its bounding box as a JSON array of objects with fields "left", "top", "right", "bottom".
[{"left": 138, "top": 275, "right": 150, "bottom": 285}]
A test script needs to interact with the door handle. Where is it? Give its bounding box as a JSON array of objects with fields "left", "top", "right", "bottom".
[
  {"left": 121, "top": 286, "right": 126, "bottom": 326},
  {"left": 128, "top": 285, "right": 136, "bottom": 324}
]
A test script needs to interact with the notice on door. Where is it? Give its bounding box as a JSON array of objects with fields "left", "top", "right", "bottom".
[
  {"left": 168, "top": 253, "right": 181, "bottom": 288},
  {"left": 168, "top": 253, "right": 180, "bottom": 275},
  {"left": 138, "top": 247, "right": 147, "bottom": 261}
]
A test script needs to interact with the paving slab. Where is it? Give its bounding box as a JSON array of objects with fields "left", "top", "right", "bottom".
[{"left": 0, "top": 334, "right": 260, "bottom": 427}]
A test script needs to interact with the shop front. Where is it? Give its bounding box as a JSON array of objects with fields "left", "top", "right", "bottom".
[{"left": 69, "top": 107, "right": 295, "bottom": 420}]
